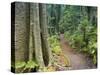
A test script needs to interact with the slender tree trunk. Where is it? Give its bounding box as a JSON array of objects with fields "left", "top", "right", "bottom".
[
  {"left": 32, "top": 3, "right": 45, "bottom": 67},
  {"left": 39, "top": 4, "right": 52, "bottom": 66},
  {"left": 55, "top": 5, "right": 61, "bottom": 34},
  {"left": 29, "top": 3, "right": 34, "bottom": 61}
]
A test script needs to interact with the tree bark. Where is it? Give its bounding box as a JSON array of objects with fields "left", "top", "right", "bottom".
[
  {"left": 32, "top": 3, "right": 45, "bottom": 67},
  {"left": 14, "top": 2, "right": 30, "bottom": 62},
  {"left": 39, "top": 4, "right": 52, "bottom": 66}
]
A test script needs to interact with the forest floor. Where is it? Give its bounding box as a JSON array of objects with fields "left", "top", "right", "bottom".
[{"left": 59, "top": 34, "right": 96, "bottom": 70}]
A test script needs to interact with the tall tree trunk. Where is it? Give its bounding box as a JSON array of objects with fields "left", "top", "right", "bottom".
[
  {"left": 14, "top": 2, "right": 30, "bottom": 62},
  {"left": 39, "top": 4, "right": 52, "bottom": 66},
  {"left": 55, "top": 5, "right": 61, "bottom": 34},
  {"left": 29, "top": 3, "right": 34, "bottom": 61},
  {"left": 32, "top": 3, "right": 45, "bottom": 67}
]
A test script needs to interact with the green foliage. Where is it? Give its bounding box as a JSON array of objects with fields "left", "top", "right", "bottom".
[
  {"left": 12, "top": 60, "right": 39, "bottom": 69},
  {"left": 59, "top": 6, "right": 81, "bottom": 33},
  {"left": 52, "top": 46, "right": 61, "bottom": 54},
  {"left": 48, "top": 35, "right": 61, "bottom": 54},
  {"left": 64, "top": 32, "right": 84, "bottom": 50},
  {"left": 25, "top": 60, "right": 38, "bottom": 68},
  {"left": 87, "top": 30, "right": 97, "bottom": 64},
  {"left": 48, "top": 35, "right": 59, "bottom": 47},
  {"left": 11, "top": 61, "right": 26, "bottom": 69}
]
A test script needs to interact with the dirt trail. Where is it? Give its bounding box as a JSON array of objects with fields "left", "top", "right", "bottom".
[{"left": 60, "top": 34, "right": 96, "bottom": 70}]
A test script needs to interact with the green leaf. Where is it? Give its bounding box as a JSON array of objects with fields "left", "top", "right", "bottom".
[
  {"left": 14, "top": 61, "right": 26, "bottom": 69},
  {"left": 25, "top": 60, "right": 38, "bottom": 68}
]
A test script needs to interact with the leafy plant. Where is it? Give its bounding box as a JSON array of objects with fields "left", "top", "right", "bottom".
[
  {"left": 52, "top": 46, "right": 61, "bottom": 54},
  {"left": 12, "top": 61, "right": 26, "bottom": 69},
  {"left": 25, "top": 60, "right": 38, "bottom": 68},
  {"left": 48, "top": 35, "right": 61, "bottom": 54}
]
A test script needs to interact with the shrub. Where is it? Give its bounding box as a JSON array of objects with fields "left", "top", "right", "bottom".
[{"left": 48, "top": 35, "right": 61, "bottom": 55}]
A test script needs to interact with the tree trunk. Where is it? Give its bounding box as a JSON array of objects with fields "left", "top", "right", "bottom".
[
  {"left": 39, "top": 4, "right": 52, "bottom": 66},
  {"left": 29, "top": 3, "right": 34, "bottom": 61},
  {"left": 14, "top": 2, "right": 30, "bottom": 62},
  {"left": 32, "top": 3, "right": 45, "bottom": 67}
]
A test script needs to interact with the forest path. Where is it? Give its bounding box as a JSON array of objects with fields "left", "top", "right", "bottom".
[{"left": 60, "top": 34, "right": 96, "bottom": 70}]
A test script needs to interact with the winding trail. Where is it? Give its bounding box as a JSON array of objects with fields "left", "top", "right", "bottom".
[{"left": 60, "top": 34, "right": 96, "bottom": 70}]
